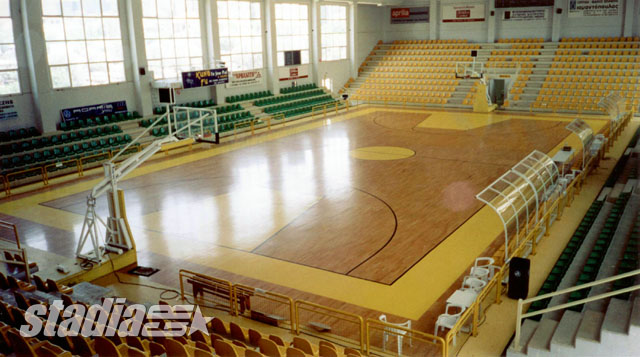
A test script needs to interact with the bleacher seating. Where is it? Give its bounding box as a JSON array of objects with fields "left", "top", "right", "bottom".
[
  {"left": 227, "top": 90, "right": 273, "bottom": 103},
  {"left": 59, "top": 111, "right": 140, "bottom": 131},
  {"left": 0, "top": 126, "right": 40, "bottom": 143},
  {"left": 280, "top": 83, "right": 317, "bottom": 95}
]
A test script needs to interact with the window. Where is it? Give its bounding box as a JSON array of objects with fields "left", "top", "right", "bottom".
[
  {"left": 322, "top": 77, "right": 332, "bottom": 92},
  {"left": 142, "top": 0, "right": 203, "bottom": 80},
  {"left": 0, "top": 0, "right": 20, "bottom": 95},
  {"left": 320, "top": 5, "right": 346, "bottom": 61},
  {"left": 217, "top": 0, "right": 263, "bottom": 72},
  {"left": 275, "top": 3, "right": 308, "bottom": 66},
  {"left": 42, "top": 0, "right": 126, "bottom": 89}
]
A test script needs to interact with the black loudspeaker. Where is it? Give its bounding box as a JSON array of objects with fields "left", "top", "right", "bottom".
[
  {"left": 471, "top": 50, "right": 478, "bottom": 57},
  {"left": 490, "top": 10, "right": 495, "bottom": 16},
  {"left": 342, "top": 93, "right": 349, "bottom": 100},
  {"left": 158, "top": 88, "right": 174, "bottom": 104},
  {"left": 508, "top": 257, "right": 530, "bottom": 299},
  {"left": 556, "top": 8, "right": 562, "bottom": 14}
]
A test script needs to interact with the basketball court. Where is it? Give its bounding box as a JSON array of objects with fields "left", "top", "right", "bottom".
[{"left": 0, "top": 106, "right": 612, "bottom": 321}]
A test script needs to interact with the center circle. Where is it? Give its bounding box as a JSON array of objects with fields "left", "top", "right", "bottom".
[{"left": 349, "top": 146, "right": 415, "bottom": 161}]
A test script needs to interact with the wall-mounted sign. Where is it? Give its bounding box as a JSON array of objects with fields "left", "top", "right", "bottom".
[
  {"left": 226, "top": 69, "right": 264, "bottom": 88},
  {"left": 181, "top": 68, "right": 229, "bottom": 89},
  {"left": 568, "top": 0, "right": 619, "bottom": 17},
  {"left": 503, "top": 9, "right": 548, "bottom": 21},
  {"left": 279, "top": 65, "right": 309, "bottom": 81},
  {"left": 390, "top": 7, "right": 429, "bottom": 24},
  {"left": 495, "top": 0, "right": 554, "bottom": 8},
  {"left": 0, "top": 100, "right": 17, "bottom": 121},
  {"left": 442, "top": 4, "right": 486, "bottom": 23},
  {"left": 61, "top": 101, "right": 127, "bottom": 122}
]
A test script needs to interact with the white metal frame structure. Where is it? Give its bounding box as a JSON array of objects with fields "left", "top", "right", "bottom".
[
  {"left": 476, "top": 150, "right": 559, "bottom": 260},
  {"left": 171, "top": 106, "right": 219, "bottom": 143},
  {"left": 455, "top": 61, "right": 484, "bottom": 79},
  {"left": 76, "top": 105, "right": 217, "bottom": 262},
  {"left": 565, "top": 118, "right": 594, "bottom": 170}
]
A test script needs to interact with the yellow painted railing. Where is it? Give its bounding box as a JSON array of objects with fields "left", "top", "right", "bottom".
[
  {"left": 295, "top": 300, "right": 365, "bottom": 354},
  {"left": 366, "top": 318, "right": 447, "bottom": 356},
  {"left": 178, "top": 269, "right": 235, "bottom": 314},
  {"left": 232, "top": 283, "right": 295, "bottom": 334}
]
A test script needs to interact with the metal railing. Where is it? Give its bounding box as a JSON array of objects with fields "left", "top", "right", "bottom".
[
  {"left": 233, "top": 284, "right": 295, "bottom": 333},
  {"left": 366, "top": 318, "right": 446, "bottom": 357},
  {"left": 178, "top": 269, "right": 234, "bottom": 313},
  {"left": 514, "top": 269, "right": 640, "bottom": 349}
]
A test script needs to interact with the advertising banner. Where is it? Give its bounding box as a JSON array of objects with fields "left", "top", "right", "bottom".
[
  {"left": 278, "top": 65, "right": 309, "bottom": 81},
  {"left": 0, "top": 100, "right": 17, "bottom": 121},
  {"left": 61, "top": 101, "right": 127, "bottom": 122},
  {"left": 442, "top": 4, "right": 486, "bottom": 23},
  {"left": 568, "top": 0, "right": 619, "bottom": 17},
  {"left": 225, "top": 69, "right": 263, "bottom": 88},
  {"left": 182, "top": 68, "right": 229, "bottom": 89},
  {"left": 503, "top": 9, "right": 548, "bottom": 21},
  {"left": 390, "top": 7, "right": 429, "bottom": 24}
]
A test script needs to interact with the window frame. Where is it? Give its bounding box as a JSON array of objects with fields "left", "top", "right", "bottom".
[
  {"left": 274, "top": 2, "right": 311, "bottom": 67},
  {"left": 0, "top": 0, "right": 21, "bottom": 96},
  {"left": 41, "top": 0, "right": 128, "bottom": 89},
  {"left": 319, "top": 3, "right": 348, "bottom": 62},
  {"left": 216, "top": 0, "right": 264, "bottom": 72}
]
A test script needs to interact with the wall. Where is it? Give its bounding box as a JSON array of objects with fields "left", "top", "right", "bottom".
[
  {"left": 318, "top": 60, "right": 351, "bottom": 93},
  {"left": 382, "top": 6, "right": 430, "bottom": 42},
  {"left": 559, "top": 1, "right": 625, "bottom": 38},
  {"left": 439, "top": 1, "right": 488, "bottom": 42},
  {"left": 355, "top": 5, "right": 383, "bottom": 67}
]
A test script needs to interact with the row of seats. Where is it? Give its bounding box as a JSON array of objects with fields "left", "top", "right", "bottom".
[
  {"left": 556, "top": 49, "right": 640, "bottom": 56},
  {"left": 226, "top": 90, "right": 273, "bottom": 103},
  {"left": 613, "top": 211, "right": 640, "bottom": 298},
  {"left": 487, "top": 56, "right": 535, "bottom": 62},
  {"left": 59, "top": 112, "right": 139, "bottom": 131},
  {"left": 547, "top": 69, "right": 640, "bottom": 77},
  {"left": 360, "top": 84, "right": 456, "bottom": 92},
  {"left": 369, "top": 72, "right": 454, "bottom": 80},
  {"left": 1, "top": 125, "right": 122, "bottom": 156},
  {"left": 264, "top": 95, "right": 335, "bottom": 115},
  {"left": 497, "top": 38, "right": 544, "bottom": 43},
  {"left": 365, "top": 78, "right": 458, "bottom": 86},
  {"left": 510, "top": 44, "right": 544, "bottom": 49},
  {"left": 527, "top": 201, "right": 605, "bottom": 318},
  {"left": 381, "top": 50, "right": 474, "bottom": 56},
  {"left": 280, "top": 84, "right": 317, "bottom": 95},
  {"left": 541, "top": 82, "right": 640, "bottom": 91},
  {"left": 183, "top": 99, "right": 216, "bottom": 108},
  {"left": 536, "top": 94, "right": 604, "bottom": 105},
  {"left": 393, "top": 39, "right": 467, "bottom": 44},
  {"left": 377, "top": 56, "right": 473, "bottom": 63},
  {"left": 567, "top": 192, "right": 632, "bottom": 307},
  {"left": 490, "top": 50, "right": 541, "bottom": 56},
  {"left": 1, "top": 135, "right": 133, "bottom": 174},
  {"left": 0, "top": 126, "right": 40, "bottom": 143},
  {"left": 255, "top": 89, "right": 326, "bottom": 107},
  {"left": 485, "top": 62, "right": 535, "bottom": 68},
  {"left": 387, "top": 44, "right": 479, "bottom": 50},
  {"left": 553, "top": 56, "right": 640, "bottom": 63},
  {"left": 373, "top": 67, "right": 456, "bottom": 73},
  {"left": 560, "top": 36, "right": 639, "bottom": 42}
]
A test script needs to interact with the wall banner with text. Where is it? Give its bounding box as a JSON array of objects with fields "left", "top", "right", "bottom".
[
  {"left": 390, "top": 7, "right": 429, "bottom": 24},
  {"left": 0, "top": 100, "right": 18, "bottom": 121},
  {"left": 226, "top": 69, "right": 263, "bottom": 88},
  {"left": 568, "top": 0, "right": 619, "bottom": 17},
  {"left": 442, "top": 4, "right": 485, "bottom": 23},
  {"left": 278, "top": 65, "right": 309, "bottom": 81},
  {"left": 503, "top": 9, "right": 548, "bottom": 21}
]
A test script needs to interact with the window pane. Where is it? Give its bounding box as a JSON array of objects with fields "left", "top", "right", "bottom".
[
  {"left": 101, "top": 0, "right": 118, "bottom": 16},
  {"left": 82, "top": 0, "right": 101, "bottom": 16},
  {"left": 64, "top": 17, "right": 85, "bottom": 40},
  {"left": 216, "top": 1, "right": 263, "bottom": 71},
  {"left": 50, "top": 66, "right": 71, "bottom": 88},
  {"left": 62, "top": 0, "right": 81, "bottom": 16},
  {"left": 173, "top": 19, "right": 187, "bottom": 38},
  {"left": 143, "top": 18, "right": 159, "bottom": 38},
  {"left": 89, "top": 62, "right": 108, "bottom": 84},
  {"left": 189, "top": 38, "right": 202, "bottom": 57},
  {"left": 145, "top": 39, "right": 161, "bottom": 59},
  {"left": 0, "top": 70, "right": 19, "bottom": 95},
  {"left": 102, "top": 18, "right": 121, "bottom": 39},
  {"left": 108, "top": 61, "right": 125, "bottom": 82},
  {"left": 0, "top": 44, "right": 16, "bottom": 69},
  {"left": 104, "top": 39, "right": 122, "bottom": 61},
  {"left": 70, "top": 63, "right": 90, "bottom": 87},
  {"left": 45, "top": 42, "right": 68, "bottom": 65},
  {"left": 67, "top": 41, "right": 87, "bottom": 63},
  {"left": 42, "top": 0, "right": 62, "bottom": 16},
  {"left": 186, "top": 0, "right": 199, "bottom": 18},
  {"left": 43, "top": 17, "right": 66, "bottom": 41},
  {"left": 142, "top": 0, "right": 156, "bottom": 17},
  {"left": 84, "top": 17, "right": 103, "bottom": 39},
  {"left": 86, "top": 40, "right": 105, "bottom": 62},
  {"left": 0, "top": 18, "right": 13, "bottom": 41}
]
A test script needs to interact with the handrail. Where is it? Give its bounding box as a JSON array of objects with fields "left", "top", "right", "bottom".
[
  {"left": 0, "top": 220, "right": 21, "bottom": 249},
  {"left": 366, "top": 318, "right": 447, "bottom": 356},
  {"left": 178, "top": 269, "right": 234, "bottom": 313},
  {"left": 515, "top": 269, "right": 640, "bottom": 349},
  {"left": 294, "top": 299, "right": 365, "bottom": 353},
  {"left": 233, "top": 283, "right": 295, "bottom": 333}
]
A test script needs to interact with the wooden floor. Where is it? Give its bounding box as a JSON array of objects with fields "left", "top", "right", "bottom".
[{"left": 0, "top": 106, "right": 611, "bottom": 327}]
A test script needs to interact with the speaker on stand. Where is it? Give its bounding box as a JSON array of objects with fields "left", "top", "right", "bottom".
[{"left": 508, "top": 257, "right": 530, "bottom": 299}]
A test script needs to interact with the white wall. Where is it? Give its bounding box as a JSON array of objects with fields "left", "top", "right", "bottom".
[
  {"left": 355, "top": 5, "right": 383, "bottom": 67},
  {"left": 382, "top": 7, "right": 430, "bottom": 42}
]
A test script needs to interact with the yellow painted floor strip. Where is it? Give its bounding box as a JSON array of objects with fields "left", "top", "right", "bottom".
[{"left": 0, "top": 106, "right": 616, "bottom": 320}]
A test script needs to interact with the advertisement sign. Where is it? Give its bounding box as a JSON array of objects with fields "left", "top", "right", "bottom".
[
  {"left": 226, "top": 69, "right": 264, "bottom": 88},
  {"left": 568, "top": 0, "right": 619, "bottom": 17},
  {"left": 0, "top": 100, "right": 17, "bottom": 121},
  {"left": 278, "top": 65, "right": 309, "bottom": 81},
  {"left": 390, "top": 7, "right": 429, "bottom": 24},
  {"left": 61, "top": 101, "right": 127, "bottom": 122},
  {"left": 442, "top": 4, "right": 486, "bottom": 23},
  {"left": 495, "top": 0, "right": 554, "bottom": 7},
  {"left": 181, "top": 68, "right": 229, "bottom": 89},
  {"left": 503, "top": 9, "right": 548, "bottom": 21}
]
